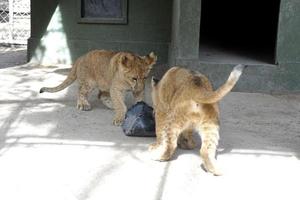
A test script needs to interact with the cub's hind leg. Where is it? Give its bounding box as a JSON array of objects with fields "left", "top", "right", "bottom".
[
  {"left": 77, "top": 83, "right": 93, "bottom": 111},
  {"left": 98, "top": 91, "right": 114, "bottom": 109},
  {"left": 197, "top": 124, "right": 222, "bottom": 176},
  {"left": 177, "top": 128, "right": 196, "bottom": 150},
  {"left": 149, "top": 113, "right": 183, "bottom": 161},
  {"left": 149, "top": 112, "right": 167, "bottom": 151}
]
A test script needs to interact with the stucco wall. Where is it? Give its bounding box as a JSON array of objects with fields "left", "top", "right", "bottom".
[
  {"left": 28, "top": 0, "right": 300, "bottom": 92},
  {"left": 169, "top": 0, "right": 300, "bottom": 93},
  {"left": 28, "top": 0, "right": 172, "bottom": 65}
]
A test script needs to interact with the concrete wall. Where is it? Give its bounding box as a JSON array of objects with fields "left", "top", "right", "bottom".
[
  {"left": 28, "top": 0, "right": 172, "bottom": 65},
  {"left": 28, "top": 0, "right": 300, "bottom": 93},
  {"left": 276, "top": 0, "right": 300, "bottom": 63},
  {"left": 169, "top": 0, "right": 300, "bottom": 93}
]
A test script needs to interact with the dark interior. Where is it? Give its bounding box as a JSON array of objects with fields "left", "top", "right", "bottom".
[{"left": 199, "top": 0, "right": 281, "bottom": 64}]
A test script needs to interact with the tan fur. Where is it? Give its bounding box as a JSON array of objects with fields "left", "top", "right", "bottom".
[
  {"left": 150, "top": 64, "right": 245, "bottom": 175},
  {"left": 40, "top": 50, "right": 157, "bottom": 125}
]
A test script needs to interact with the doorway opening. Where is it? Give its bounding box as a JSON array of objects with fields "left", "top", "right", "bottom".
[{"left": 199, "top": 0, "right": 281, "bottom": 64}]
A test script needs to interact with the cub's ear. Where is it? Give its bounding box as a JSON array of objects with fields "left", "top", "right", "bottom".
[
  {"left": 145, "top": 52, "right": 157, "bottom": 66},
  {"left": 119, "top": 53, "right": 134, "bottom": 70},
  {"left": 120, "top": 54, "right": 129, "bottom": 67}
]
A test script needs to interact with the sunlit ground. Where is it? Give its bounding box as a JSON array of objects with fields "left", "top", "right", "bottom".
[{"left": 0, "top": 63, "right": 300, "bottom": 200}]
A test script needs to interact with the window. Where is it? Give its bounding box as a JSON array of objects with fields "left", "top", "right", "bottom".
[{"left": 78, "top": 0, "right": 127, "bottom": 24}]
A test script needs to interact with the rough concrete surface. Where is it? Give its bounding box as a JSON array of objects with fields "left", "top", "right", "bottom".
[{"left": 0, "top": 47, "right": 300, "bottom": 200}]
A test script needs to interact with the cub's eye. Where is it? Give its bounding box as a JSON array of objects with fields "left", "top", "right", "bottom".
[{"left": 132, "top": 77, "right": 137, "bottom": 81}]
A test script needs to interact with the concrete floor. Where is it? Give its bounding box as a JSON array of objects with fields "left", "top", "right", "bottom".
[
  {"left": 199, "top": 43, "right": 274, "bottom": 65},
  {"left": 1, "top": 48, "right": 300, "bottom": 200}
]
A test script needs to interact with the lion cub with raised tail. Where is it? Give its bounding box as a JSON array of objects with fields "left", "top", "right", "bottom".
[
  {"left": 40, "top": 50, "right": 157, "bottom": 125},
  {"left": 150, "top": 64, "right": 246, "bottom": 175}
]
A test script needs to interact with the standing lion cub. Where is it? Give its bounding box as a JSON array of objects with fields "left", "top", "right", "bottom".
[
  {"left": 40, "top": 50, "right": 157, "bottom": 125},
  {"left": 150, "top": 64, "right": 246, "bottom": 175}
]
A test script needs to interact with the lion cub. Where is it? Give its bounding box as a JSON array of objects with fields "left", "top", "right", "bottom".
[
  {"left": 40, "top": 50, "right": 157, "bottom": 125},
  {"left": 150, "top": 64, "right": 245, "bottom": 175}
]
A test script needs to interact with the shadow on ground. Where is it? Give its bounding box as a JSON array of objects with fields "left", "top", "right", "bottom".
[
  {"left": 1, "top": 58, "right": 300, "bottom": 200},
  {"left": 0, "top": 45, "right": 27, "bottom": 69}
]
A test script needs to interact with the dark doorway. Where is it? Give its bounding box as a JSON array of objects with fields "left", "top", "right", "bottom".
[{"left": 199, "top": 0, "right": 281, "bottom": 64}]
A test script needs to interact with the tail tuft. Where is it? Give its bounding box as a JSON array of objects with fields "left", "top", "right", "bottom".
[
  {"left": 39, "top": 88, "right": 45, "bottom": 93},
  {"left": 231, "top": 64, "right": 246, "bottom": 79},
  {"left": 234, "top": 64, "right": 247, "bottom": 71},
  {"left": 196, "top": 64, "right": 246, "bottom": 104}
]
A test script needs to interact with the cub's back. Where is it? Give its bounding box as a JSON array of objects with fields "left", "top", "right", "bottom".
[
  {"left": 75, "top": 50, "right": 118, "bottom": 90},
  {"left": 156, "top": 67, "right": 212, "bottom": 102},
  {"left": 155, "top": 67, "right": 188, "bottom": 103},
  {"left": 84, "top": 50, "right": 117, "bottom": 75}
]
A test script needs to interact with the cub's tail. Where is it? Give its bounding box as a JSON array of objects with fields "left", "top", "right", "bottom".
[
  {"left": 197, "top": 64, "right": 246, "bottom": 104},
  {"left": 40, "top": 65, "right": 77, "bottom": 93}
]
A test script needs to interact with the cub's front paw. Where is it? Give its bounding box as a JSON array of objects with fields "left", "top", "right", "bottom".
[
  {"left": 112, "top": 116, "right": 124, "bottom": 126},
  {"left": 100, "top": 95, "right": 114, "bottom": 109}
]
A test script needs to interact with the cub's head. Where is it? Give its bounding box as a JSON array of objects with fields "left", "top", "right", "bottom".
[{"left": 117, "top": 52, "right": 157, "bottom": 91}]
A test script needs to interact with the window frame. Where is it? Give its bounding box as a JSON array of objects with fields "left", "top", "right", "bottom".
[{"left": 77, "top": 0, "right": 128, "bottom": 24}]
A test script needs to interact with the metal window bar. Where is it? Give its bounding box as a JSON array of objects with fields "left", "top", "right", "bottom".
[{"left": 0, "top": 0, "right": 30, "bottom": 45}]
